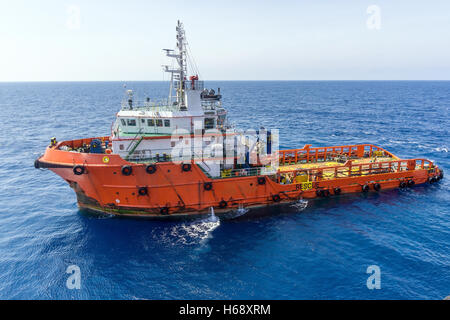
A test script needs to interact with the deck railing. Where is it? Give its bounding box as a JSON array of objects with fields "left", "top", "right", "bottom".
[
  {"left": 276, "top": 158, "right": 434, "bottom": 183},
  {"left": 216, "top": 167, "right": 263, "bottom": 179},
  {"left": 120, "top": 98, "right": 179, "bottom": 112},
  {"left": 278, "top": 144, "right": 396, "bottom": 166}
]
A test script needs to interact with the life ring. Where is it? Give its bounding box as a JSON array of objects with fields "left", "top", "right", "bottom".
[
  {"left": 272, "top": 194, "right": 281, "bottom": 202},
  {"left": 400, "top": 181, "right": 407, "bottom": 188},
  {"left": 121, "top": 165, "right": 132, "bottom": 176},
  {"left": 407, "top": 180, "right": 415, "bottom": 187},
  {"left": 257, "top": 176, "right": 266, "bottom": 185},
  {"left": 373, "top": 183, "right": 381, "bottom": 191},
  {"left": 181, "top": 163, "right": 191, "bottom": 172},
  {"left": 146, "top": 164, "right": 157, "bottom": 174},
  {"left": 362, "top": 184, "right": 370, "bottom": 192},
  {"left": 73, "top": 165, "right": 85, "bottom": 175},
  {"left": 160, "top": 207, "right": 169, "bottom": 215},
  {"left": 204, "top": 182, "right": 213, "bottom": 191},
  {"left": 334, "top": 187, "right": 341, "bottom": 195},
  {"left": 138, "top": 187, "right": 148, "bottom": 196},
  {"left": 219, "top": 200, "right": 227, "bottom": 208}
]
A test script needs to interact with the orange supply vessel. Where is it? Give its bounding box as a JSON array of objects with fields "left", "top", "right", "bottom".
[{"left": 35, "top": 22, "right": 444, "bottom": 218}]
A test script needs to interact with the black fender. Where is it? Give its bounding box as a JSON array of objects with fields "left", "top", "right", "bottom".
[
  {"left": 73, "top": 165, "right": 85, "bottom": 175},
  {"left": 146, "top": 164, "right": 157, "bottom": 174},
  {"left": 121, "top": 165, "right": 132, "bottom": 176}
]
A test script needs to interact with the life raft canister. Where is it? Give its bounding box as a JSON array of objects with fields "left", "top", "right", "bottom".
[
  {"left": 146, "top": 164, "right": 157, "bottom": 174},
  {"left": 121, "top": 165, "right": 132, "bottom": 176},
  {"left": 73, "top": 165, "right": 85, "bottom": 175}
]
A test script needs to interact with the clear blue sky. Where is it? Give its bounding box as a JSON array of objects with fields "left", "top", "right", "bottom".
[{"left": 1, "top": 0, "right": 450, "bottom": 81}]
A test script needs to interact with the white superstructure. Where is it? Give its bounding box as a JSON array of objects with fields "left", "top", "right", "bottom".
[
  {"left": 109, "top": 21, "right": 233, "bottom": 171},
  {"left": 110, "top": 21, "right": 274, "bottom": 177}
]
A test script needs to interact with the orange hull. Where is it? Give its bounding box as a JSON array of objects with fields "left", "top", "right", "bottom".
[{"left": 35, "top": 137, "right": 444, "bottom": 218}]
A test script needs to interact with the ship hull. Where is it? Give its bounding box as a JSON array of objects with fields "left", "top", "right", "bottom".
[
  {"left": 35, "top": 137, "right": 444, "bottom": 219},
  {"left": 72, "top": 176, "right": 436, "bottom": 219}
]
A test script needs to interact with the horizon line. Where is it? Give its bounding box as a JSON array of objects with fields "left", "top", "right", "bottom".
[{"left": 1, "top": 79, "right": 450, "bottom": 83}]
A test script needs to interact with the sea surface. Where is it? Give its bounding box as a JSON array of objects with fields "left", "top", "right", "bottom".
[{"left": 0, "top": 81, "right": 448, "bottom": 299}]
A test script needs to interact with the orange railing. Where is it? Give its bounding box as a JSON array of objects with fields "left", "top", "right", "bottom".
[
  {"left": 276, "top": 158, "right": 433, "bottom": 183},
  {"left": 277, "top": 144, "right": 397, "bottom": 166}
]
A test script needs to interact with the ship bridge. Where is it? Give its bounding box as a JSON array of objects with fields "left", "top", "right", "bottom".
[{"left": 108, "top": 20, "right": 233, "bottom": 166}]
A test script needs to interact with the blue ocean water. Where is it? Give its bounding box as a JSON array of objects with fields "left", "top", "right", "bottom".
[{"left": 0, "top": 81, "right": 448, "bottom": 300}]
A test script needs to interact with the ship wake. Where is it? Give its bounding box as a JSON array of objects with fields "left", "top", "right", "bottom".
[
  {"left": 167, "top": 207, "right": 220, "bottom": 245},
  {"left": 290, "top": 199, "right": 309, "bottom": 212}
]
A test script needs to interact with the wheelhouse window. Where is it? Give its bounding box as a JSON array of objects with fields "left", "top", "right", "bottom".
[
  {"left": 127, "top": 119, "right": 136, "bottom": 126},
  {"left": 141, "top": 119, "right": 145, "bottom": 124},
  {"left": 164, "top": 119, "right": 170, "bottom": 127},
  {"left": 120, "top": 119, "right": 126, "bottom": 126},
  {"left": 156, "top": 119, "right": 163, "bottom": 127},
  {"left": 205, "top": 118, "right": 215, "bottom": 129},
  {"left": 147, "top": 119, "right": 155, "bottom": 126}
]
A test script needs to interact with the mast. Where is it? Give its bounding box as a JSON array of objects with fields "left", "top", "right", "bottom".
[{"left": 163, "top": 20, "right": 188, "bottom": 110}]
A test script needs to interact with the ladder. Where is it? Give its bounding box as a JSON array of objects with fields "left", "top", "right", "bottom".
[{"left": 125, "top": 129, "right": 144, "bottom": 160}]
